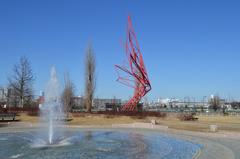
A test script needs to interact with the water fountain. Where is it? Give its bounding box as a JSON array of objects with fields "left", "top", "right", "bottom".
[{"left": 39, "top": 66, "right": 63, "bottom": 145}]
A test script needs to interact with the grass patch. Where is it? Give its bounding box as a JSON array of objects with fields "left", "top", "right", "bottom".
[{"left": 16, "top": 112, "right": 240, "bottom": 132}]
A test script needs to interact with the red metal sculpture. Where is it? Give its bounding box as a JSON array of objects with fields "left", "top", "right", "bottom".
[{"left": 115, "top": 16, "right": 151, "bottom": 111}]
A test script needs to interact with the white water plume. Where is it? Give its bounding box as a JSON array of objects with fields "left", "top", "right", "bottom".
[{"left": 40, "top": 66, "right": 64, "bottom": 144}]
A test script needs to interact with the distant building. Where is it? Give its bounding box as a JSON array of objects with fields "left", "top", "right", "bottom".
[
  {"left": 156, "top": 97, "right": 211, "bottom": 109},
  {"left": 0, "top": 87, "right": 7, "bottom": 108},
  {"left": 0, "top": 87, "right": 19, "bottom": 107},
  {"left": 0, "top": 87, "right": 6, "bottom": 101},
  {"left": 72, "top": 96, "right": 121, "bottom": 111},
  {"left": 93, "top": 98, "right": 121, "bottom": 110},
  {"left": 158, "top": 98, "right": 170, "bottom": 107}
]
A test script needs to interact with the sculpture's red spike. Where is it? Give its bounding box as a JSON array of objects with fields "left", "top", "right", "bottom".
[{"left": 115, "top": 16, "right": 151, "bottom": 111}]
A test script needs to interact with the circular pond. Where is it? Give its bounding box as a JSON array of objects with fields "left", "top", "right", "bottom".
[{"left": 0, "top": 129, "right": 201, "bottom": 159}]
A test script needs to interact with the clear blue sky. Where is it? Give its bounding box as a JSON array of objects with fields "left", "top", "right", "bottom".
[{"left": 0, "top": 0, "right": 240, "bottom": 101}]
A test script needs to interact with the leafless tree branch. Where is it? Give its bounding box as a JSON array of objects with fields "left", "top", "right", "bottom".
[{"left": 61, "top": 72, "right": 75, "bottom": 116}]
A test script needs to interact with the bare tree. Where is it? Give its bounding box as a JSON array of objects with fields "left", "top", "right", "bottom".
[
  {"left": 84, "top": 44, "right": 96, "bottom": 112},
  {"left": 8, "top": 56, "right": 35, "bottom": 107},
  {"left": 61, "top": 72, "right": 75, "bottom": 116},
  {"left": 209, "top": 95, "right": 220, "bottom": 111}
]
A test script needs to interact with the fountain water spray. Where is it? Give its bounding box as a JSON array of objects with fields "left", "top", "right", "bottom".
[{"left": 40, "top": 66, "right": 63, "bottom": 144}]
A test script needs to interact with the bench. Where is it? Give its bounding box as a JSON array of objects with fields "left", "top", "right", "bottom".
[{"left": 0, "top": 113, "right": 16, "bottom": 121}]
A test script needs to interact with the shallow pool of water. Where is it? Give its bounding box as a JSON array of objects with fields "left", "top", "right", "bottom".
[{"left": 0, "top": 129, "right": 201, "bottom": 159}]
